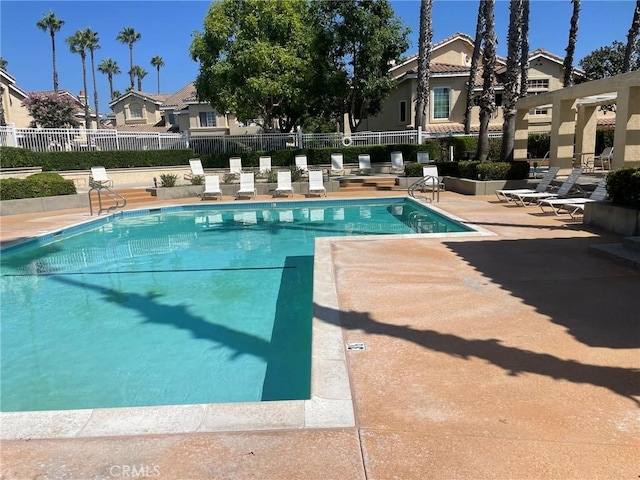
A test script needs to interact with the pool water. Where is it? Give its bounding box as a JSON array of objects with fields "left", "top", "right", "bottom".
[{"left": 0, "top": 199, "right": 470, "bottom": 412}]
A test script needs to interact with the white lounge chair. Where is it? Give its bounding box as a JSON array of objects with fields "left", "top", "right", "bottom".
[
  {"left": 274, "top": 170, "right": 293, "bottom": 197},
  {"left": 308, "top": 170, "right": 327, "bottom": 197},
  {"left": 89, "top": 166, "right": 113, "bottom": 188},
  {"left": 295, "top": 155, "right": 309, "bottom": 174},
  {"left": 495, "top": 166, "right": 560, "bottom": 202},
  {"left": 330, "top": 153, "right": 344, "bottom": 176},
  {"left": 421, "top": 166, "right": 444, "bottom": 191},
  {"left": 417, "top": 151, "right": 431, "bottom": 164},
  {"left": 229, "top": 157, "right": 242, "bottom": 175},
  {"left": 201, "top": 175, "right": 222, "bottom": 201},
  {"left": 593, "top": 147, "right": 613, "bottom": 172},
  {"left": 538, "top": 176, "right": 608, "bottom": 215},
  {"left": 509, "top": 168, "right": 583, "bottom": 206},
  {"left": 185, "top": 158, "right": 204, "bottom": 180},
  {"left": 357, "top": 154, "right": 373, "bottom": 175},
  {"left": 236, "top": 172, "right": 256, "bottom": 199},
  {"left": 390, "top": 151, "right": 404, "bottom": 173},
  {"left": 259, "top": 156, "right": 272, "bottom": 173}
]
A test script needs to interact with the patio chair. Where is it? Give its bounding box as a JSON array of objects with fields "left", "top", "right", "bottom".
[
  {"left": 259, "top": 156, "right": 272, "bottom": 174},
  {"left": 201, "top": 175, "right": 222, "bottom": 201},
  {"left": 417, "top": 151, "right": 431, "bottom": 164},
  {"left": 330, "top": 153, "right": 345, "bottom": 176},
  {"left": 357, "top": 154, "right": 373, "bottom": 175},
  {"left": 593, "top": 147, "right": 613, "bottom": 171},
  {"left": 236, "top": 172, "right": 256, "bottom": 199},
  {"left": 538, "top": 176, "right": 608, "bottom": 215},
  {"left": 184, "top": 158, "right": 204, "bottom": 181},
  {"left": 89, "top": 166, "right": 113, "bottom": 188},
  {"left": 274, "top": 170, "right": 294, "bottom": 197},
  {"left": 229, "top": 157, "right": 242, "bottom": 175},
  {"left": 495, "top": 166, "right": 560, "bottom": 202},
  {"left": 295, "top": 155, "right": 309, "bottom": 175},
  {"left": 509, "top": 168, "right": 583, "bottom": 206},
  {"left": 421, "top": 166, "right": 444, "bottom": 192},
  {"left": 308, "top": 170, "right": 327, "bottom": 197},
  {"left": 390, "top": 151, "right": 404, "bottom": 173}
]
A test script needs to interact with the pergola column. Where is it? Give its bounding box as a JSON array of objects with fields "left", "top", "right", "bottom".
[
  {"left": 575, "top": 105, "right": 598, "bottom": 165},
  {"left": 613, "top": 85, "right": 640, "bottom": 167},
  {"left": 549, "top": 98, "right": 577, "bottom": 171},
  {"left": 514, "top": 108, "right": 529, "bottom": 160}
]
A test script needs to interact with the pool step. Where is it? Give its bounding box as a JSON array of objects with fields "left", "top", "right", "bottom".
[
  {"left": 89, "top": 188, "right": 156, "bottom": 210},
  {"left": 339, "top": 177, "right": 402, "bottom": 192},
  {"left": 588, "top": 236, "right": 640, "bottom": 271}
]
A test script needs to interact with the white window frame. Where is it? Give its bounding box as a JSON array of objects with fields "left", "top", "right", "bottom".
[
  {"left": 128, "top": 102, "right": 143, "bottom": 119},
  {"left": 432, "top": 87, "right": 451, "bottom": 120},
  {"left": 199, "top": 111, "right": 217, "bottom": 127}
]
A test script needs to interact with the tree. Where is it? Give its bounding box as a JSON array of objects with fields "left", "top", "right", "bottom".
[
  {"left": 150, "top": 55, "right": 165, "bottom": 94},
  {"left": 579, "top": 40, "right": 639, "bottom": 79},
  {"left": 476, "top": 0, "right": 496, "bottom": 161},
  {"left": 464, "top": 1, "right": 485, "bottom": 134},
  {"left": 98, "top": 58, "right": 121, "bottom": 100},
  {"left": 414, "top": 0, "right": 433, "bottom": 130},
  {"left": 0, "top": 57, "right": 7, "bottom": 70},
  {"left": 623, "top": 0, "right": 640, "bottom": 72},
  {"left": 112, "top": 89, "right": 122, "bottom": 99},
  {"left": 312, "top": 0, "right": 410, "bottom": 132},
  {"left": 84, "top": 29, "right": 101, "bottom": 128},
  {"left": 519, "top": 0, "right": 530, "bottom": 97},
  {"left": 66, "top": 30, "right": 91, "bottom": 129},
  {"left": 500, "top": 0, "right": 524, "bottom": 162},
  {"left": 116, "top": 27, "right": 141, "bottom": 90},
  {"left": 36, "top": 11, "right": 65, "bottom": 92},
  {"left": 563, "top": 0, "right": 581, "bottom": 86},
  {"left": 131, "top": 65, "right": 147, "bottom": 91},
  {"left": 22, "top": 92, "right": 80, "bottom": 128}
]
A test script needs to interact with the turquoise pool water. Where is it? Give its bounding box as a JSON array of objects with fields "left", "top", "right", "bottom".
[{"left": 0, "top": 199, "right": 470, "bottom": 412}]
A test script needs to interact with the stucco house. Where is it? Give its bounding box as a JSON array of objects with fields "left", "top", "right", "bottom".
[
  {"left": 356, "top": 32, "right": 614, "bottom": 135},
  {"left": 0, "top": 69, "right": 30, "bottom": 127}
]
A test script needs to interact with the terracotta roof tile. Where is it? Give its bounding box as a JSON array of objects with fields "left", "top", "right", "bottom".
[
  {"left": 426, "top": 123, "right": 502, "bottom": 135},
  {"left": 161, "top": 82, "right": 198, "bottom": 110}
]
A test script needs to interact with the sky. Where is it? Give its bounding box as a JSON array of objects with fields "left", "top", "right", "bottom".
[{"left": 0, "top": 0, "right": 636, "bottom": 110}]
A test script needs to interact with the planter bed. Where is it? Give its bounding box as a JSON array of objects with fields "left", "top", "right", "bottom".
[
  {"left": 584, "top": 202, "right": 640, "bottom": 236},
  {"left": 396, "top": 176, "right": 531, "bottom": 195}
]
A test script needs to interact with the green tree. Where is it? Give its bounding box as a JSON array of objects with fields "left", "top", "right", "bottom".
[
  {"left": 150, "top": 55, "right": 164, "bottom": 94},
  {"left": 414, "top": 0, "right": 433, "bottom": 130},
  {"left": 22, "top": 92, "right": 80, "bottom": 128},
  {"left": 84, "top": 29, "right": 101, "bottom": 128},
  {"left": 66, "top": 29, "right": 91, "bottom": 129},
  {"left": 579, "top": 40, "right": 639, "bottom": 79},
  {"left": 476, "top": 0, "right": 496, "bottom": 161},
  {"left": 98, "top": 57, "right": 121, "bottom": 100},
  {"left": 623, "top": 0, "right": 640, "bottom": 72},
  {"left": 131, "top": 65, "right": 147, "bottom": 91},
  {"left": 562, "top": 0, "right": 581, "bottom": 86},
  {"left": 36, "top": 11, "right": 65, "bottom": 92},
  {"left": 116, "top": 27, "right": 142, "bottom": 90},
  {"left": 464, "top": 1, "right": 485, "bottom": 135}
]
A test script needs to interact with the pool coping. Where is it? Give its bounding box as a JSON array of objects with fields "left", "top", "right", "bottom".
[{"left": 0, "top": 197, "right": 494, "bottom": 440}]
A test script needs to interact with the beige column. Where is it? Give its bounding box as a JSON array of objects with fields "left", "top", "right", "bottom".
[
  {"left": 549, "top": 98, "right": 577, "bottom": 171},
  {"left": 613, "top": 85, "right": 640, "bottom": 167},
  {"left": 514, "top": 108, "right": 529, "bottom": 161},
  {"left": 575, "top": 105, "right": 598, "bottom": 167}
]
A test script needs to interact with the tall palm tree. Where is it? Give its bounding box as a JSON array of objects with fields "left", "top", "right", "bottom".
[
  {"left": 519, "top": 0, "right": 530, "bottom": 97},
  {"left": 0, "top": 57, "right": 7, "bottom": 70},
  {"left": 36, "top": 11, "right": 65, "bottom": 92},
  {"left": 98, "top": 57, "right": 121, "bottom": 100},
  {"left": 150, "top": 55, "right": 165, "bottom": 94},
  {"left": 83, "top": 28, "right": 101, "bottom": 128},
  {"left": 500, "top": 0, "right": 524, "bottom": 162},
  {"left": 414, "top": 0, "right": 433, "bottom": 130},
  {"left": 116, "top": 27, "right": 142, "bottom": 89},
  {"left": 66, "top": 29, "right": 91, "bottom": 129},
  {"left": 464, "top": 0, "right": 486, "bottom": 135},
  {"left": 623, "top": 0, "right": 640, "bottom": 72},
  {"left": 132, "top": 65, "right": 147, "bottom": 91},
  {"left": 476, "top": 0, "right": 496, "bottom": 161},
  {"left": 563, "top": 0, "right": 581, "bottom": 86}
]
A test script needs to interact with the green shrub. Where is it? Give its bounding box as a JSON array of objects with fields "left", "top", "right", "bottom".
[
  {"left": 290, "top": 166, "right": 304, "bottom": 182},
  {"left": 190, "top": 175, "right": 204, "bottom": 185},
  {"left": 0, "top": 146, "right": 39, "bottom": 167},
  {"left": 266, "top": 169, "right": 278, "bottom": 183},
  {"left": 458, "top": 161, "right": 478, "bottom": 179},
  {"left": 404, "top": 163, "right": 422, "bottom": 177},
  {"left": 606, "top": 166, "right": 640, "bottom": 208},
  {"left": 595, "top": 128, "right": 615, "bottom": 155},
  {"left": 159, "top": 173, "right": 179, "bottom": 187},
  {"left": 527, "top": 133, "right": 550, "bottom": 158},
  {"left": 0, "top": 172, "right": 77, "bottom": 200}
]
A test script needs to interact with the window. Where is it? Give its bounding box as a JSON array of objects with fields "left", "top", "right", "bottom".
[
  {"left": 529, "top": 107, "right": 549, "bottom": 115},
  {"left": 433, "top": 88, "right": 450, "bottom": 119},
  {"left": 199, "top": 111, "right": 216, "bottom": 127},
  {"left": 167, "top": 113, "right": 175, "bottom": 125},
  {"left": 399, "top": 101, "right": 407, "bottom": 123},
  {"left": 128, "top": 102, "right": 143, "bottom": 119},
  {"left": 526, "top": 79, "right": 549, "bottom": 91}
]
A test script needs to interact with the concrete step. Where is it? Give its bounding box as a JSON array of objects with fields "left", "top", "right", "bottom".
[
  {"left": 622, "top": 236, "right": 640, "bottom": 253},
  {"left": 588, "top": 241, "right": 640, "bottom": 271},
  {"left": 90, "top": 188, "right": 156, "bottom": 208}
]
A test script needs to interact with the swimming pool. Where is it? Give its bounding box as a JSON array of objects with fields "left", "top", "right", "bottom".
[{"left": 1, "top": 198, "right": 473, "bottom": 413}]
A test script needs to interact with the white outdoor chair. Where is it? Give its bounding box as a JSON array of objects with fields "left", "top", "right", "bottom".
[
  {"left": 295, "top": 155, "right": 309, "bottom": 174},
  {"left": 308, "top": 170, "right": 327, "bottom": 197},
  {"left": 390, "top": 151, "right": 404, "bottom": 173},
  {"left": 330, "top": 153, "right": 344, "bottom": 176},
  {"left": 259, "top": 156, "right": 272, "bottom": 173},
  {"left": 357, "top": 154, "right": 373, "bottom": 175},
  {"left": 229, "top": 157, "right": 242, "bottom": 175},
  {"left": 236, "top": 172, "right": 256, "bottom": 199},
  {"left": 417, "top": 152, "right": 431, "bottom": 164},
  {"left": 421, "top": 166, "right": 444, "bottom": 191},
  {"left": 201, "top": 175, "right": 222, "bottom": 201},
  {"left": 274, "top": 170, "right": 293, "bottom": 197},
  {"left": 185, "top": 158, "right": 204, "bottom": 180},
  {"left": 89, "top": 166, "right": 113, "bottom": 188},
  {"left": 495, "top": 167, "right": 560, "bottom": 202}
]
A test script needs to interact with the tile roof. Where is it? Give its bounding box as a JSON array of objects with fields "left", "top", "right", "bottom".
[
  {"left": 426, "top": 122, "right": 502, "bottom": 135},
  {"left": 105, "top": 123, "right": 174, "bottom": 133},
  {"left": 161, "top": 82, "right": 198, "bottom": 110}
]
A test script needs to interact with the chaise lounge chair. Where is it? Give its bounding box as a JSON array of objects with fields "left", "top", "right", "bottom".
[
  {"left": 229, "top": 157, "right": 242, "bottom": 175},
  {"left": 357, "top": 154, "right": 373, "bottom": 175},
  {"left": 295, "top": 155, "right": 309, "bottom": 176},
  {"left": 274, "top": 170, "right": 294, "bottom": 197},
  {"left": 390, "top": 151, "right": 404, "bottom": 173},
  {"left": 89, "top": 166, "right": 113, "bottom": 188},
  {"left": 236, "top": 172, "right": 256, "bottom": 199},
  {"left": 417, "top": 151, "right": 431, "bottom": 164},
  {"left": 259, "top": 156, "right": 272, "bottom": 174},
  {"left": 308, "top": 170, "right": 327, "bottom": 197},
  {"left": 509, "top": 168, "right": 583, "bottom": 206},
  {"left": 201, "top": 175, "right": 222, "bottom": 201},
  {"left": 538, "top": 176, "right": 608, "bottom": 215},
  {"left": 421, "top": 166, "right": 445, "bottom": 191},
  {"left": 495, "top": 166, "right": 560, "bottom": 202},
  {"left": 330, "top": 153, "right": 345, "bottom": 176},
  {"left": 185, "top": 158, "right": 204, "bottom": 181}
]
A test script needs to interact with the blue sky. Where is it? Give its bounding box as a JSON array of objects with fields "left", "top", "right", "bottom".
[{"left": 0, "top": 0, "right": 635, "bottom": 108}]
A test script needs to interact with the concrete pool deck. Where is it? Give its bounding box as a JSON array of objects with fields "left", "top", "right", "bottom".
[{"left": 1, "top": 190, "right": 638, "bottom": 479}]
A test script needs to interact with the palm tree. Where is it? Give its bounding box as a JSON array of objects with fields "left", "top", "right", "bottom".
[
  {"left": 623, "top": 0, "right": 640, "bottom": 72},
  {"left": 500, "top": 0, "right": 524, "bottom": 162},
  {"left": 112, "top": 89, "right": 122, "bottom": 99},
  {"left": 132, "top": 65, "right": 147, "bottom": 91},
  {"left": 464, "top": 0, "right": 486, "bottom": 135},
  {"left": 414, "top": 0, "right": 433, "bottom": 130},
  {"left": 98, "top": 58, "right": 121, "bottom": 100},
  {"left": 0, "top": 57, "right": 7, "bottom": 70},
  {"left": 83, "top": 28, "right": 101, "bottom": 128},
  {"left": 476, "top": 0, "right": 496, "bottom": 161},
  {"left": 563, "top": 0, "right": 581, "bottom": 86},
  {"left": 36, "top": 11, "right": 65, "bottom": 92},
  {"left": 150, "top": 55, "right": 165, "bottom": 94},
  {"left": 116, "top": 27, "right": 142, "bottom": 89},
  {"left": 519, "top": 0, "right": 530, "bottom": 97},
  {"left": 66, "top": 29, "right": 91, "bottom": 129}
]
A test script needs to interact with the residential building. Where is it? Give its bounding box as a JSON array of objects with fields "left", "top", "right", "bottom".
[{"left": 0, "top": 69, "right": 30, "bottom": 127}]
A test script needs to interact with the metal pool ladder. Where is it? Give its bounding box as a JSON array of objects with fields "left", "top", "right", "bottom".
[
  {"left": 408, "top": 176, "right": 440, "bottom": 203},
  {"left": 88, "top": 182, "right": 127, "bottom": 215}
]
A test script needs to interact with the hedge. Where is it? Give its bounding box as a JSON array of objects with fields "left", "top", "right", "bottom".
[
  {"left": 606, "top": 166, "right": 640, "bottom": 208},
  {"left": 0, "top": 172, "right": 77, "bottom": 200},
  {"left": 404, "top": 160, "right": 529, "bottom": 180}
]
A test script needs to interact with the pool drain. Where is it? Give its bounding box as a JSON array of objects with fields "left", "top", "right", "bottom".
[{"left": 346, "top": 342, "right": 366, "bottom": 351}]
